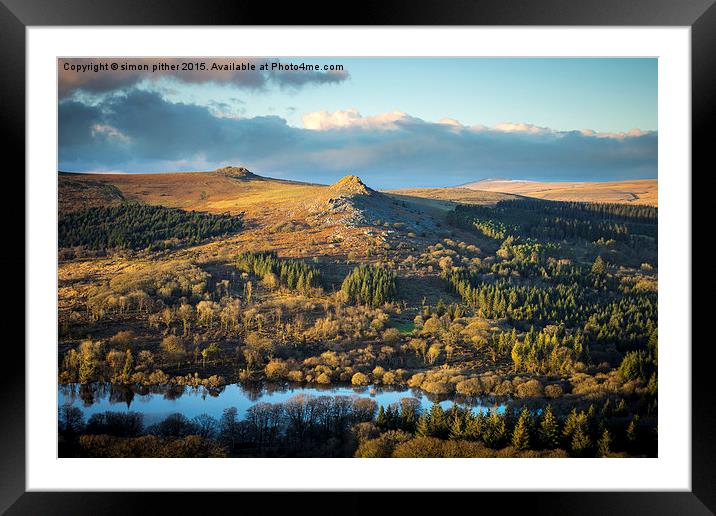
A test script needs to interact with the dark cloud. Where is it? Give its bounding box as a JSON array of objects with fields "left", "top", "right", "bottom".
[
  {"left": 59, "top": 90, "right": 657, "bottom": 188},
  {"left": 58, "top": 58, "right": 349, "bottom": 98}
]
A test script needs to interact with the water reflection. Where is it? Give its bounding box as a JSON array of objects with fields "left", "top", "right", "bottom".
[{"left": 59, "top": 382, "right": 505, "bottom": 425}]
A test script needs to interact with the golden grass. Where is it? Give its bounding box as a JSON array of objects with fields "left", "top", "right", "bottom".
[
  {"left": 59, "top": 171, "right": 327, "bottom": 216},
  {"left": 460, "top": 179, "right": 658, "bottom": 206},
  {"left": 384, "top": 188, "right": 515, "bottom": 211}
]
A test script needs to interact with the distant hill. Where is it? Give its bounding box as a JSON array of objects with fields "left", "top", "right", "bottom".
[
  {"left": 58, "top": 169, "right": 438, "bottom": 233},
  {"left": 58, "top": 167, "right": 324, "bottom": 216},
  {"left": 213, "top": 165, "right": 261, "bottom": 180},
  {"left": 384, "top": 187, "right": 517, "bottom": 211},
  {"left": 457, "top": 178, "right": 657, "bottom": 206}
]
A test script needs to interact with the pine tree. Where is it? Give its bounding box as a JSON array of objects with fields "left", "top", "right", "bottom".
[
  {"left": 597, "top": 429, "right": 611, "bottom": 457},
  {"left": 122, "top": 349, "right": 134, "bottom": 383},
  {"left": 449, "top": 411, "right": 464, "bottom": 440},
  {"left": 591, "top": 255, "right": 606, "bottom": 275},
  {"left": 512, "top": 408, "right": 532, "bottom": 450},
  {"left": 79, "top": 354, "right": 95, "bottom": 385},
  {"left": 400, "top": 401, "right": 418, "bottom": 432},
  {"left": 615, "top": 398, "right": 627, "bottom": 415},
  {"left": 626, "top": 415, "right": 639, "bottom": 448},
  {"left": 571, "top": 426, "right": 591, "bottom": 456},
  {"left": 538, "top": 404, "right": 560, "bottom": 448},
  {"left": 416, "top": 413, "right": 431, "bottom": 437},
  {"left": 562, "top": 408, "right": 580, "bottom": 442},
  {"left": 436, "top": 298, "right": 446, "bottom": 316},
  {"left": 376, "top": 406, "right": 386, "bottom": 428},
  {"left": 429, "top": 404, "right": 448, "bottom": 438}
]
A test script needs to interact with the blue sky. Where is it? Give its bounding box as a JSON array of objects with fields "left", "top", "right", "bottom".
[{"left": 58, "top": 57, "right": 657, "bottom": 188}]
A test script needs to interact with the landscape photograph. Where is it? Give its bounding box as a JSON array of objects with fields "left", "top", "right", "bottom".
[{"left": 57, "top": 57, "right": 658, "bottom": 459}]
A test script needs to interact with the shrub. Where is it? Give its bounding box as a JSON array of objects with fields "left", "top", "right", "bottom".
[
  {"left": 456, "top": 378, "right": 483, "bottom": 396},
  {"left": 407, "top": 373, "right": 425, "bottom": 388},
  {"left": 316, "top": 372, "right": 332, "bottom": 384},
  {"left": 147, "top": 370, "right": 169, "bottom": 384},
  {"left": 421, "top": 381, "right": 454, "bottom": 395},
  {"left": 285, "top": 370, "right": 302, "bottom": 383},
  {"left": 265, "top": 360, "right": 289, "bottom": 380},
  {"left": 371, "top": 367, "right": 385, "bottom": 382},
  {"left": 494, "top": 380, "right": 514, "bottom": 396},
  {"left": 382, "top": 328, "right": 401, "bottom": 344},
  {"left": 544, "top": 384, "right": 564, "bottom": 398},
  {"left": 354, "top": 430, "right": 412, "bottom": 458},
  {"left": 382, "top": 371, "right": 397, "bottom": 385},
  {"left": 516, "top": 379, "right": 544, "bottom": 398},
  {"left": 351, "top": 372, "right": 370, "bottom": 386}
]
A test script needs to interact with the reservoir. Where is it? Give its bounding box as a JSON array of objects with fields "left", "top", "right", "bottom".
[{"left": 59, "top": 383, "right": 506, "bottom": 425}]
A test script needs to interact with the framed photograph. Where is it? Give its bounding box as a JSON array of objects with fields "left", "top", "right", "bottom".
[{"left": 5, "top": 0, "right": 712, "bottom": 512}]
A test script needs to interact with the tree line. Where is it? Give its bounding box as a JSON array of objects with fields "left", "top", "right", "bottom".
[
  {"left": 361, "top": 397, "right": 654, "bottom": 458},
  {"left": 60, "top": 394, "right": 656, "bottom": 458},
  {"left": 340, "top": 265, "right": 398, "bottom": 307},
  {"left": 235, "top": 251, "right": 321, "bottom": 294},
  {"left": 441, "top": 261, "right": 656, "bottom": 352},
  {"left": 447, "top": 199, "right": 657, "bottom": 243},
  {"left": 60, "top": 393, "right": 378, "bottom": 457},
  {"left": 59, "top": 203, "right": 244, "bottom": 251}
]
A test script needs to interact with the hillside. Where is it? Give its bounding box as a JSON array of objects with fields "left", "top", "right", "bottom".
[
  {"left": 384, "top": 187, "right": 517, "bottom": 211},
  {"left": 57, "top": 169, "right": 465, "bottom": 265},
  {"left": 58, "top": 168, "right": 324, "bottom": 217},
  {"left": 457, "top": 178, "right": 658, "bottom": 206}
]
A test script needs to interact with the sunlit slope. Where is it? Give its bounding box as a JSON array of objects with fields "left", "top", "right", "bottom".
[
  {"left": 458, "top": 179, "right": 657, "bottom": 206},
  {"left": 59, "top": 167, "right": 326, "bottom": 216},
  {"left": 384, "top": 188, "right": 517, "bottom": 211},
  {"left": 58, "top": 169, "right": 443, "bottom": 236}
]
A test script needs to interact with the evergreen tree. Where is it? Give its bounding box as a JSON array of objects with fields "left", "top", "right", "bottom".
[
  {"left": 399, "top": 398, "right": 419, "bottom": 432},
  {"left": 571, "top": 426, "right": 591, "bottom": 456},
  {"left": 597, "top": 429, "right": 611, "bottom": 457},
  {"left": 538, "top": 404, "right": 559, "bottom": 448},
  {"left": 428, "top": 404, "right": 448, "bottom": 439},
  {"left": 626, "top": 415, "right": 639, "bottom": 447},
  {"left": 59, "top": 203, "right": 244, "bottom": 250},
  {"left": 591, "top": 255, "right": 606, "bottom": 275},
  {"left": 511, "top": 407, "right": 532, "bottom": 450},
  {"left": 340, "top": 265, "right": 397, "bottom": 307},
  {"left": 122, "top": 350, "right": 134, "bottom": 383},
  {"left": 416, "top": 412, "right": 431, "bottom": 437},
  {"left": 448, "top": 409, "right": 464, "bottom": 439},
  {"left": 79, "top": 354, "right": 96, "bottom": 385},
  {"left": 376, "top": 406, "right": 386, "bottom": 428}
]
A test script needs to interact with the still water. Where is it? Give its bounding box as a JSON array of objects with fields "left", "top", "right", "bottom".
[{"left": 59, "top": 383, "right": 505, "bottom": 425}]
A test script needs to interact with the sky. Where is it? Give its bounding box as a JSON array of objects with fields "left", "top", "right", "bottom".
[{"left": 58, "top": 57, "right": 657, "bottom": 189}]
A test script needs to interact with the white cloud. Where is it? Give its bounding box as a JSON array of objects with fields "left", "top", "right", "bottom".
[
  {"left": 302, "top": 109, "right": 415, "bottom": 131},
  {"left": 580, "top": 127, "right": 652, "bottom": 139},
  {"left": 90, "top": 123, "right": 131, "bottom": 144},
  {"left": 61, "top": 93, "right": 658, "bottom": 187},
  {"left": 493, "top": 122, "right": 553, "bottom": 135},
  {"left": 438, "top": 117, "right": 463, "bottom": 127},
  {"left": 302, "top": 110, "right": 654, "bottom": 141}
]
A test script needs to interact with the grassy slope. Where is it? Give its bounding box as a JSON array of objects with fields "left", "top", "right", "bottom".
[
  {"left": 457, "top": 179, "right": 658, "bottom": 206},
  {"left": 59, "top": 170, "right": 326, "bottom": 216},
  {"left": 383, "top": 188, "right": 516, "bottom": 211}
]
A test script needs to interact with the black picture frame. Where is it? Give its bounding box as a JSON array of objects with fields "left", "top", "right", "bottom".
[{"left": 3, "top": 0, "right": 711, "bottom": 513}]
